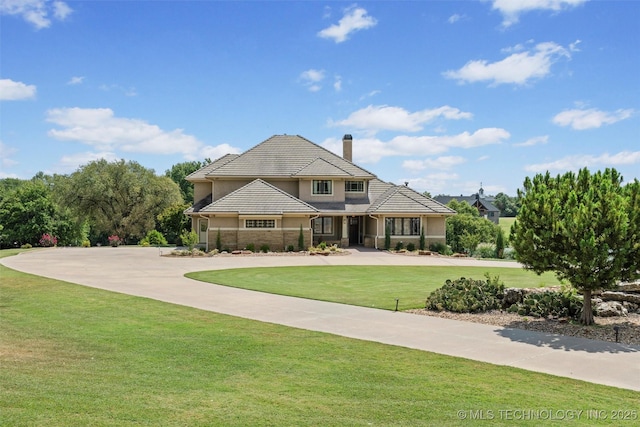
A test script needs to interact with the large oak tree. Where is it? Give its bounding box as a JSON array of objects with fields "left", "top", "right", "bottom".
[
  {"left": 511, "top": 168, "right": 639, "bottom": 325},
  {"left": 59, "top": 159, "right": 182, "bottom": 243}
]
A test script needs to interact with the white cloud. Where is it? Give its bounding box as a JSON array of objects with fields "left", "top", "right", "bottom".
[
  {"left": 443, "top": 41, "right": 573, "bottom": 86},
  {"left": 0, "top": 0, "right": 72, "bottom": 29},
  {"left": 317, "top": 6, "right": 377, "bottom": 43},
  {"left": 299, "top": 69, "right": 325, "bottom": 92},
  {"left": 333, "top": 75, "right": 342, "bottom": 92},
  {"left": 45, "top": 107, "right": 240, "bottom": 160},
  {"left": 402, "top": 156, "right": 467, "bottom": 173},
  {"left": 0, "top": 140, "right": 19, "bottom": 169},
  {"left": 0, "top": 78, "right": 37, "bottom": 100},
  {"left": 491, "top": 0, "right": 588, "bottom": 28},
  {"left": 67, "top": 76, "right": 85, "bottom": 85},
  {"left": 525, "top": 151, "right": 640, "bottom": 173},
  {"left": 447, "top": 14, "right": 466, "bottom": 24},
  {"left": 552, "top": 108, "right": 634, "bottom": 130},
  {"left": 321, "top": 128, "right": 509, "bottom": 164},
  {"left": 513, "top": 135, "right": 549, "bottom": 147},
  {"left": 330, "top": 105, "right": 473, "bottom": 134}
]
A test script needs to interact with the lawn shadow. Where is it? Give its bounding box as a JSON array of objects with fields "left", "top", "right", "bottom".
[{"left": 494, "top": 322, "right": 640, "bottom": 354}]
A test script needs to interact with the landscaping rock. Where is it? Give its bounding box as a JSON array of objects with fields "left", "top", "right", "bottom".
[{"left": 596, "top": 301, "right": 628, "bottom": 317}]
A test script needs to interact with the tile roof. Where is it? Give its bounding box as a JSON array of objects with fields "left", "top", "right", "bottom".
[
  {"left": 434, "top": 195, "right": 499, "bottom": 212},
  {"left": 186, "top": 154, "right": 239, "bottom": 181},
  {"left": 197, "top": 179, "right": 319, "bottom": 215},
  {"left": 198, "top": 134, "right": 375, "bottom": 179},
  {"left": 368, "top": 181, "right": 455, "bottom": 214}
]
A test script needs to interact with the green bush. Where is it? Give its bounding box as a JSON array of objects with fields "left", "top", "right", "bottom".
[
  {"left": 81, "top": 239, "right": 91, "bottom": 248},
  {"left": 139, "top": 230, "right": 168, "bottom": 246},
  {"left": 426, "top": 275, "right": 505, "bottom": 313},
  {"left": 298, "top": 225, "right": 304, "bottom": 251},
  {"left": 318, "top": 241, "right": 327, "bottom": 250},
  {"left": 474, "top": 242, "right": 496, "bottom": 259},
  {"left": 503, "top": 247, "right": 516, "bottom": 260},
  {"left": 286, "top": 244, "right": 295, "bottom": 252},
  {"left": 406, "top": 242, "right": 416, "bottom": 252},
  {"left": 245, "top": 243, "right": 255, "bottom": 252},
  {"left": 21, "top": 243, "right": 32, "bottom": 249},
  {"left": 179, "top": 230, "right": 199, "bottom": 251},
  {"left": 260, "top": 244, "right": 270, "bottom": 253},
  {"left": 395, "top": 241, "right": 404, "bottom": 251},
  {"left": 507, "top": 288, "right": 582, "bottom": 319},
  {"left": 429, "top": 242, "right": 448, "bottom": 255}
]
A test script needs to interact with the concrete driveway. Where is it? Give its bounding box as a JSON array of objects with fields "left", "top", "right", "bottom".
[{"left": 2, "top": 247, "right": 638, "bottom": 391}]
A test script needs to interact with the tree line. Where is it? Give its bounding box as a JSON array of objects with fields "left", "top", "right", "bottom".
[{"left": 0, "top": 159, "right": 208, "bottom": 248}]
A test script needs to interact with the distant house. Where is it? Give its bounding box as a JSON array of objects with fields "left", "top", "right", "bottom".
[
  {"left": 434, "top": 187, "right": 500, "bottom": 224},
  {"left": 185, "top": 134, "right": 455, "bottom": 251}
]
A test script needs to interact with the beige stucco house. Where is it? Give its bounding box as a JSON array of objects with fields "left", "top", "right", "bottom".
[{"left": 185, "top": 134, "right": 455, "bottom": 251}]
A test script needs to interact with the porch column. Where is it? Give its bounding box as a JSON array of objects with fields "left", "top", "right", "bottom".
[{"left": 340, "top": 216, "right": 349, "bottom": 247}]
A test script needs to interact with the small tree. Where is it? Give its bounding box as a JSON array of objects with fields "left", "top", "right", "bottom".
[
  {"left": 419, "top": 226, "right": 426, "bottom": 251},
  {"left": 180, "top": 230, "right": 199, "bottom": 251},
  {"left": 495, "top": 227, "right": 505, "bottom": 259},
  {"left": 511, "top": 168, "right": 639, "bottom": 325},
  {"left": 298, "top": 225, "right": 304, "bottom": 251},
  {"left": 216, "top": 228, "right": 222, "bottom": 251}
]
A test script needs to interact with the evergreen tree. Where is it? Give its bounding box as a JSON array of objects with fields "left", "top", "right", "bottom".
[{"left": 511, "top": 168, "right": 639, "bottom": 325}]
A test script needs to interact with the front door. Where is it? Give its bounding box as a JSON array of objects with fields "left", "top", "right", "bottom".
[
  {"left": 349, "top": 216, "right": 360, "bottom": 245},
  {"left": 198, "top": 219, "right": 208, "bottom": 245}
]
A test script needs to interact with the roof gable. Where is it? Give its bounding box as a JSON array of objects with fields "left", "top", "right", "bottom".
[
  {"left": 198, "top": 179, "right": 319, "bottom": 215},
  {"left": 186, "top": 154, "right": 240, "bottom": 181},
  {"left": 204, "top": 135, "right": 375, "bottom": 178},
  {"left": 369, "top": 183, "right": 455, "bottom": 214},
  {"left": 292, "top": 157, "right": 353, "bottom": 177}
]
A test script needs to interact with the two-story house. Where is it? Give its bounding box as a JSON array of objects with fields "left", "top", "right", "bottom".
[{"left": 185, "top": 134, "right": 455, "bottom": 251}]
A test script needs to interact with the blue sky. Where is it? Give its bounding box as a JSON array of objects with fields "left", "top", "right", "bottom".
[{"left": 1, "top": 0, "right": 638, "bottom": 196}]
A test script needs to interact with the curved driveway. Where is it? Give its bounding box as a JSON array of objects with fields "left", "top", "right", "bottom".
[{"left": 2, "top": 247, "right": 638, "bottom": 391}]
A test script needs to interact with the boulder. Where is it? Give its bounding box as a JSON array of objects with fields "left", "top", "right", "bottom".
[
  {"left": 601, "top": 291, "right": 640, "bottom": 304},
  {"left": 595, "top": 301, "right": 628, "bottom": 317}
]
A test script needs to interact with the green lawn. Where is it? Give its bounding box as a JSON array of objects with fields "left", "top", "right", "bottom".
[
  {"left": 1, "top": 255, "right": 637, "bottom": 426},
  {"left": 499, "top": 216, "right": 517, "bottom": 240},
  {"left": 187, "top": 265, "right": 563, "bottom": 311}
]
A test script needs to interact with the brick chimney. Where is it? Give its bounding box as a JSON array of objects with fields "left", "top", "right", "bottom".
[{"left": 342, "top": 134, "right": 353, "bottom": 162}]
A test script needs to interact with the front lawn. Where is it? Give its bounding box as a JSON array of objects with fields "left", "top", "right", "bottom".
[
  {"left": 1, "top": 260, "right": 637, "bottom": 426},
  {"left": 187, "top": 266, "right": 563, "bottom": 310}
]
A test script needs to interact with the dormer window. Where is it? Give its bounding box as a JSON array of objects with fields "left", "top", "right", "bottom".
[
  {"left": 312, "top": 180, "right": 332, "bottom": 195},
  {"left": 345, "top": 180, "right": 364, "bottom": 192}
]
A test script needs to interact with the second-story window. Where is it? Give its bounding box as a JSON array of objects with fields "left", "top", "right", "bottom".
[
  {"left": 312, "top": 180, "right": 332, "bottom": 195},
  {"left": 345, "top": 180, "right": 364, "bottom": 192}
]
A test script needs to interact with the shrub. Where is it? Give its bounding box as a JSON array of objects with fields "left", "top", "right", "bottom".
[
  {"left": 39, "top": 233, "right": 58, "bottom": 247},
  {"left": 507, "top": 287, "right": 582, "bottom": 319},
  {"left": 419, "top": 226, "right": 425, "bottom": 251},
  {"left": 318, "top": 241, "right": 327, "bottom": 250},
  {"left": 297, "top": 225, "right": 304, "bottom": 251},
  {"left": 503, "top": 247, "right": 516, "bottom": 260},
  {"left": 495, "top": 228, "right": 505, "bottom": 259},
  {"left": 286, "top": 244, "right": 295, "bottom": 252},
  {"left": 21, "top": 243, "right": 32, "bottom": 249},
  {"left": 108, "top": 235, "right": 122, "bottom": 247},
  {"left": 406, "top": 242, "right": 416, "bottom": 252},
  {"left": 139, "top": 230, "right": 168, "bottom": 246},
  {"left": 179, "top": 230, "right": 198, "bottom": 251},
  {"left": 429, "top": 242, "right": 448, "bottom": 255},
  {"left": 426, "top": 275, "right": 505, "bottom": 313},
  {"left": 395, "top": 241, "right": 404, "bottom": 251},
  {"left": 216, "top": 229, "right": 222, "bottom": 251},
  {"left": 245, "top": 243, "right": 255, "bottom": 252},
  {"left": 260, "top": 244, "right": 270, "bottom": 253},
  {"left": 81, "top": 239, "right": 91, "bottom": 248},
  {"left": 474, "top": 243, "right": 496, "bottom": 259}
]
